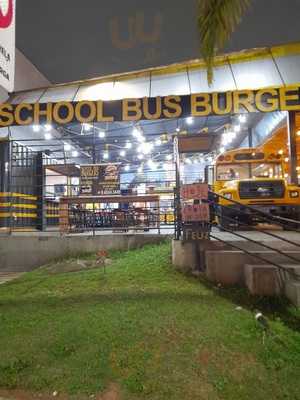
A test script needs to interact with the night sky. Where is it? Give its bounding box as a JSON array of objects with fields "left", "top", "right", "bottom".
[{"left": 16, "top": 0, "right": 300, "bottom": 84}]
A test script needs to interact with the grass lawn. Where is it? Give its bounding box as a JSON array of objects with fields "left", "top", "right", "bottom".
[{"left": 0, "top": 241, "right": 300, "bottom": 399}]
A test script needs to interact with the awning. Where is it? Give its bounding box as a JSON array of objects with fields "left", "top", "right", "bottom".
[{"left": 9, "top": 42, "right": 300, "bottom": 105}]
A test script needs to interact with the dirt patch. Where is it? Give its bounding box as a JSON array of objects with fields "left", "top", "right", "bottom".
[
  {"left": 42, "top": 258, "right": 112, "bottom": 275},
  {"left": 0, "top": 384, "right": 121, "bottom": 400}
]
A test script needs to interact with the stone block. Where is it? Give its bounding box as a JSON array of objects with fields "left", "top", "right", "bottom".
[
  {"left": 285, "top": 280, "right": 300, "bottom": 307},
  {"left": 205, "top": 251, "right": 246, "bottom": 286},
  {"left": 245, "top": 264, "right": 282, "bottom": 296}
]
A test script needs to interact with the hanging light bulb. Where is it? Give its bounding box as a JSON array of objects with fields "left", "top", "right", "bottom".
[
  {"left": 185, "top": 158, "right": 192, "bottom": 164},
  {"left": 234, "top": 125, "right": 241, "bottom": 133},
  {"left": 138, "top": 166, "right": 143, "bottom": 173},
  {"left": 126, "top": 141, "right": 132, "bottom": 149},
  {"left": 120, "top": 150, "right": 126, "bottom": 157},
  {"left": 239, "top": 115, "right": 246, "bottom": 123},
  {"left": 103, "top": 152, "right": 109, "bottom": 160},
  {"left": 44, "top": 124, "right": 52, "bottom": 132},
  {"left": 165, "top": 154, "right": 172, "bottom": 161},
  {"left": 137, "top": 154, "right": 143, "bottom": 160},
  {"left": 186, "top": 117, "right": 194, "bottom": 125},
  {"left": 124, "top": 165, "right": 130, "bottom": 172},
  {"left": 98, "top": 131, "right": 105, "bottom": 138},
  {"left": 155, "top": 138, "right": 162, "bottom": 146},
  {"left": 72, "top": 150, "right": 79, "bottom": 157}
]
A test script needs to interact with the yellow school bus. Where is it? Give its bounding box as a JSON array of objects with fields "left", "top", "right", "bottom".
[{"left": 210, "top": 148, "right": 300, "bottom": 229}]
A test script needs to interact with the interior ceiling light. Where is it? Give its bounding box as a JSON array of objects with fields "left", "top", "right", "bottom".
[
  {"left": 45, "top": 133, "right": 52, "bottom": 140},
  {"left": 33, "top": 125, "right": 40, "bottom": 132},
  {"left": 239, "top": 115, "right": 247, "bottom": 123},
  {"left": 120, "top": 150, "right": 126, "bottom": 157},
  {"left": 126, "top": 141, "right": 132, "bottom": 149},
  {"left": 64, "top": 143, "right": 71, "bottom": 151},
  {"left": 83, "top": 123, "right": 92, "bottom": 131},
  {"left": 186, "top": 117, "right": 194, "bottom": 125},
  {"left": 138, "top": 142, "right": 153, "bottom": 155},
  {"left": 44, "top": 124, "right": 52, "bottom": 132},
  {"left": 132, "top": 127, "right": 140, "bottom": 137},
  {"left": 98, "top": 131, "right": 105, "bottom": 138}
]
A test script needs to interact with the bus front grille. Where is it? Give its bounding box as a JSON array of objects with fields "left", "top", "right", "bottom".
[{"left": 239, "top": 180, "right": 285, "bottom": 199}]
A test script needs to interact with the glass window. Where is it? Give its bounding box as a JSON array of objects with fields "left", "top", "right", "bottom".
[{"left": 216, "top": 163, "right": 283, "bottom": 181}]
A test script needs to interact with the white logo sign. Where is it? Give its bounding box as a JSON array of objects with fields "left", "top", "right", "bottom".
[{"left": 0, "top": 0, "right": 15, "bottom": 92}]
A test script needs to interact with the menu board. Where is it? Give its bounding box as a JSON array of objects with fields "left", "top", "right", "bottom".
[{"left": 80, "top": 164, "right": 121, "bottom": 195}]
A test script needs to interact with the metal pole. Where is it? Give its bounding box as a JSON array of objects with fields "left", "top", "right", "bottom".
[{"left": 287, "top": 111, "right": 298, "bottom": 185}]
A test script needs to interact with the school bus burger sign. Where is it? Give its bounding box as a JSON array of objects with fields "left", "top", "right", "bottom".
[{"left": 0, "top": 0, "right": 15, "bottom": 92}]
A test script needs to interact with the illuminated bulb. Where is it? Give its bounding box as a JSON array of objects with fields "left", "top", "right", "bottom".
[
  {"left": 208, "top": 156, "right": 213, "bottom": 163},
  {"left": 98, "top": 131, "right": 105, "bottom": 138},
  {"left": 44, "top": 124, "right": 52, "bottom": 132},
  {"left": 219, "top": 147, "right": 225, "bottom": 153},
  {"left": 138, "top": 166, "right": 143, "bottom": 173},
  {"left": 239, "top": 115, "right": 246, "bottom": 123},
  {"left": 132, "top": 128, "right": 140, "bottom": 137},
  {"left": 147, "top": 160, "right": 157, "bottom": 170},
  {"left": 120, "top": 150, "right": 126, "bottom": 157},
  {"left": 284, "top": 157, "right": 289, "bottom": 162},
  {"left": 137, "top": 154, "right": 143, "bottom": 160},
  {"left": 297, "top": 130, "right": 300, "bottom": 137},
  {"left": 45, "top": 133, "right": 52, "bottom": 140},
  {"left": 165, "top": 154, "right": 172, "bottom": 161},
  {"left": 137, "top": 135, "right": 145, "bottom": 143},
  {"left": 193, "top": 159, "right": 198, "bottom": 164},
  {"left": 33, "top": 125, "right": 40, "bottom": 132},
  {"left": 185, "top": 158, "right": 192, "bottom": 164},
  {"left": 186, "top": 117, "right": 194, "bottom": 125},
  {"left": 83, "top": 123, "right": 92, "bottom": 131},
  {"left": 64, "top": 143, "right": 71, "bottom": 151},
  {"left": 284, "top": 173, "right": 289, "bottom": 178},
  {"left": 298, "top": 175, "right": 300, "bottom": 179},
  {"left": 278, "top": 149, "right": 284, "bottom": 155},
  {"left": 296, "top": 166, "right": 300, "bottom": 171},
  {"left": 124, "top": 165, "right": 130, "bottom": 172},
  {"left": 233, "top": 125, "right": 241, "bottom": 133},
  {"left": 138, "top": 142, "right": 153, "bottom": 155},
  {"left": 155, "top": 139, "right": 162, "bottom": 146},
  {"left": 126, "top": 141, "right": 132, "bottom": 149},
  {"left": 72, "top": 150, "right": 79, "bottom": 157},
  {"left": 163, "top": 163, "right": 169, "bottom": 170},
  {"left": 176, "top": 127, "right": 180, "bottom": 132},
  {"left": 103, "top": 152, "right": 109, "bottom": 160}
]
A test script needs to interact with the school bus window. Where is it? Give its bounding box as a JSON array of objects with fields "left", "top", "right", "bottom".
[{"left": 216, "top": 162, "right": 283, "bottom": 181}]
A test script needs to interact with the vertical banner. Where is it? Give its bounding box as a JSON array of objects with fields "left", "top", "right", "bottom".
[
  {"left": 80, "top": 164, "right": 121, "bottom": 196},
  {"left": 0, "top": 0, "right": 15, "bottom": 92}
]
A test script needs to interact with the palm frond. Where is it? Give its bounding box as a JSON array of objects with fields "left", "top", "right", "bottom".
[{"left": 198, "top": 0, "right": 251, "bottom": 84}]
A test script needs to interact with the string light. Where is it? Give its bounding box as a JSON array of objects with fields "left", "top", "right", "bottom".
[{"left": 186, "top": 117, "right": 194, "bottom": 125}]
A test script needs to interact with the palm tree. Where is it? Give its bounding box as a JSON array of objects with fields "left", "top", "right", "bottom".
[{"left": 198, "top": 0, "right": 251, "bottom": 84}]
